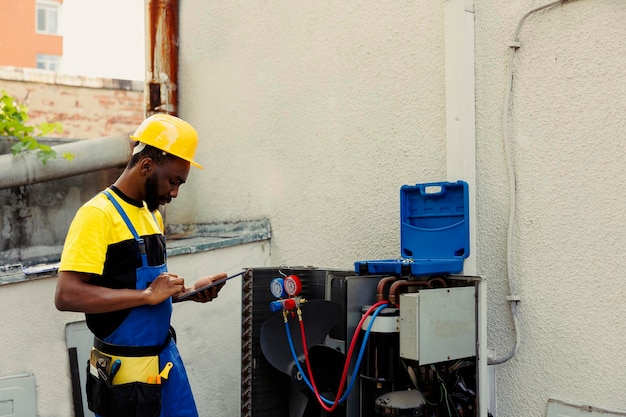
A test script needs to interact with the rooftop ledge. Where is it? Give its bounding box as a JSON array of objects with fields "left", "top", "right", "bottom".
[{"left": 0, "top": 218, "right": 271, "bottom": 286}]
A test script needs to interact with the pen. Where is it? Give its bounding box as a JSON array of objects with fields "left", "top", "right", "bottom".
[{"left": 110, "top": 359, "right": 121, "bottom": 378}]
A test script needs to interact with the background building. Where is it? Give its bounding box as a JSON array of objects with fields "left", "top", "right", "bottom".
[
  {"left": 0, "top": 0, "right": 144, "bottom": 138},
  {"left": 0, "top": 0, "right": 144, "bottom": 80},
  {"left": 0, "top": 0, "right": 64, "bottom": 71}
]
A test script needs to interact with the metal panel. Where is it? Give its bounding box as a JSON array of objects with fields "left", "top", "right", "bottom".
[
  {"left": 0, "top": 374, "right": 36, "bottom": 417},
  {"left": 419, "top": 286, "right": 476, "bottom": 365},
  {"left": 399, "top": 286, "right": 476, "bottom": 365},
  {"left": 65, "top": 321, "right": 95, "bottom": 417},
  {"left": 399, "top": 293, "right": 419, "bottom": 361},
  {"left": 345, "top": 275, "right": 391, "bottom": 417}
]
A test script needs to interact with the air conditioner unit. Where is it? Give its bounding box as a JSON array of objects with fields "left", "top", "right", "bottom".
[{"left": 240, "top": 267, "right": 487, "bottom": 417}]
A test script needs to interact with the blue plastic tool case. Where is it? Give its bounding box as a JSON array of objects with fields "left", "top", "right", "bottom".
[{"left": 355, "top": 180, "right": 470, "bottom": 277}]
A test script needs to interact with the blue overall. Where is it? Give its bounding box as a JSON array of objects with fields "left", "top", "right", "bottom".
[{"left": 100, "top": 190, "right": 198, "bottom": 417}]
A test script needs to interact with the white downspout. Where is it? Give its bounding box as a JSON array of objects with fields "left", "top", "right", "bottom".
[
  {"left": 0, "top": 135, "right": 132, "bottom": 190},
  {"left": 444, "top": 2, "right": 486, "bottom": 417},
  {"left": 444, "top": 0, "right": 476, "bottom": 275}
]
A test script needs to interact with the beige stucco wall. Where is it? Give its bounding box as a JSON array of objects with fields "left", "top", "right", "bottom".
[
  {"left": 173, "top": 1, "right": 626, "bottom": 416},
  {"left": 474, "top": 1, "right": 626, "bottom": 415},
  {"left": 173, "top": 0, "right": 448, "bottom": 266}
]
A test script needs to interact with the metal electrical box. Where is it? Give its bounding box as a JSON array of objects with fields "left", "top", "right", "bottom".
[
  {"left": 399, "top": 286, "right": 476, "bottom": 365},
  {"left": 0, "top": 374, "right": 36, "bottom": 417}
]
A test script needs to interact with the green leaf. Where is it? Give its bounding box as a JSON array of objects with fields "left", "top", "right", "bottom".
[
  {"left": 1, "top": 90, "right": 71, "bottom": 164},
  {"left": 38, "top": 149, "right": 57, "bottom": 165}
]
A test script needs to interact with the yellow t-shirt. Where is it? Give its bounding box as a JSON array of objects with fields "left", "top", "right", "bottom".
[{"left": 59, "top": 186, "right": 166, "bottom": 338}]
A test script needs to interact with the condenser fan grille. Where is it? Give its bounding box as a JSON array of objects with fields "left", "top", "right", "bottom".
[{"left": 241, "top": 267, "right": 338, "bottom": 417}]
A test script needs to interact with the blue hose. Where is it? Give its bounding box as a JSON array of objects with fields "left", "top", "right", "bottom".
[{"left": 284, "top": 303, "right": 388, "bottom": 406}]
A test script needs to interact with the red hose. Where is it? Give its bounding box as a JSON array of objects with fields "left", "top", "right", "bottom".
[{"left": 298, "top": 300, "right": 389, "bottom": 412}]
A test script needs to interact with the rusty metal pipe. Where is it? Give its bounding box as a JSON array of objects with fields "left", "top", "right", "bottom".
[
  {"left": 427, "top": 277, "right": 448, "bottom": 288},
  {"left": 388, "top": 279, "right": 432, "bottom": 305},
  {"left": 146, "top": 0, "right": 179, "bottom": 116},
  {"left": 376, "top": 276, "right": 399, "bottom": 302}
]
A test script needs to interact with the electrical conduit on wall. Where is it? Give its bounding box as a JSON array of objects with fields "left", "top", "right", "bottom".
[{"left": 490, "top": 0, "right": 583, "bottom": 366}]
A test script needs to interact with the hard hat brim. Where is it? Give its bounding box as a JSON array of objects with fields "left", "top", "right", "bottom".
[
  {"left": 188, "top": 159, "right": 205, "bottom": 170},
  {"left": 130, "top": 114, "right": 204, "bottom": 170},
  {"left": 130, "top": 135, "right": 204, "bottom": 170}
]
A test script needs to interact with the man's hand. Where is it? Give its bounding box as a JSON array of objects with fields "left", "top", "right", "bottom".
[
  {"left": 177, "top": 272, "right": 227, "bottom": 303},
  {"left": 55, "top": 270, "right": 185, "bottom": 314},
  {"left": 144, "top": 273, "right": 185, "bottom": 305}
]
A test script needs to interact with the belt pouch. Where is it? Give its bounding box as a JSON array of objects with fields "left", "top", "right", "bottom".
[{"left": 86, "top": 348, "right": 163, "bottom": 417}]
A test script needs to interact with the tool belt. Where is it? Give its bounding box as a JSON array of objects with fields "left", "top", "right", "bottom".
[
  {"left": 86, "top": 328, "right": 175, "bottom": 417},
  {"left": 94, "top": 328, "right": 172, "bottom": 357}
]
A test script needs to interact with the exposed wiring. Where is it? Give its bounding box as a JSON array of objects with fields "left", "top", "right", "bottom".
[
  {"left": 491, "top": 0, "right": 580, "bottom": 366},
  {"left": 433, "top": 366, "right": 454, "bottom": 417},
  {"left": 422, "top": 367, "right": 444, "bottom": 407},
  {"left": 448, "top": 359, "right": 473, "bottom": 372}
]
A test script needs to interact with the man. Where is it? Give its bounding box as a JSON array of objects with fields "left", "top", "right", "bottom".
[{"left": 55, "top": 113, "right": 226, "bottom": 417}]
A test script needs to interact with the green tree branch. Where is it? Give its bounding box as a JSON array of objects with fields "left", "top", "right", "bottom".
[{"left": 0, "top": 89, "right": 73, "bottom": 164}]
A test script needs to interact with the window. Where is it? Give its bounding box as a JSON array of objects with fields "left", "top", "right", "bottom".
[
  {"left": 36, "top": 54, "right": 61, "bottom": 71},
  {"left": 36, "top": 1, "right": 60, "bottom": 35}
]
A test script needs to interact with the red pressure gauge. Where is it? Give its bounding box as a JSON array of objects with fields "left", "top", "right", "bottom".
[{"left": 283, "top": 275, "right": 302, "bottom": 296}]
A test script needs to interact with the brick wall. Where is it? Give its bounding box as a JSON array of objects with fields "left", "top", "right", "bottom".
[
  {"left": 0, "top": 66, "right": 142, "bottom": 264},
  {"left": 0, "top": 66, "right": 144, "bottom": 139}
]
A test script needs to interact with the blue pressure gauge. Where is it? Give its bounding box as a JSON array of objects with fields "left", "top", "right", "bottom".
[{"left": 270, "top": 277, "right": 287, "bottom": 299}]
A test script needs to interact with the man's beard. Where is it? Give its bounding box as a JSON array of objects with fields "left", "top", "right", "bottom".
[{"left": 144, "top": 173, "right": 161, "bottom": 211}]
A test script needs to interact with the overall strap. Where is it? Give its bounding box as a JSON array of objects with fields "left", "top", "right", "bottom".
[{"left": 102, "top": 189, "right": 149, "bottom": 266}]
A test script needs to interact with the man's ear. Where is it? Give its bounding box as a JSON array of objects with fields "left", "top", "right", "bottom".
[{"left": 139, "top": 157, "right": 155, "bottom": 175}]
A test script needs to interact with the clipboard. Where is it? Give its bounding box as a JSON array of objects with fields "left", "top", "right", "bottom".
[{"left": 176, "top": 271, "right": 244, "bottom": 301}]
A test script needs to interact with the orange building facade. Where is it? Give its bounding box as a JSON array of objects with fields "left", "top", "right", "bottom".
[
  {"left": 0, "top": 0, "right": 145, "bottom": 140},
  {"left": 0, "top": 0, "right": 64, "bottom": 69}
]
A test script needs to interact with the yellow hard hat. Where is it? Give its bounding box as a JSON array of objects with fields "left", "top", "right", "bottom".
[{"left": 130, "top": 114, "right": 204, "bottom": 169}]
